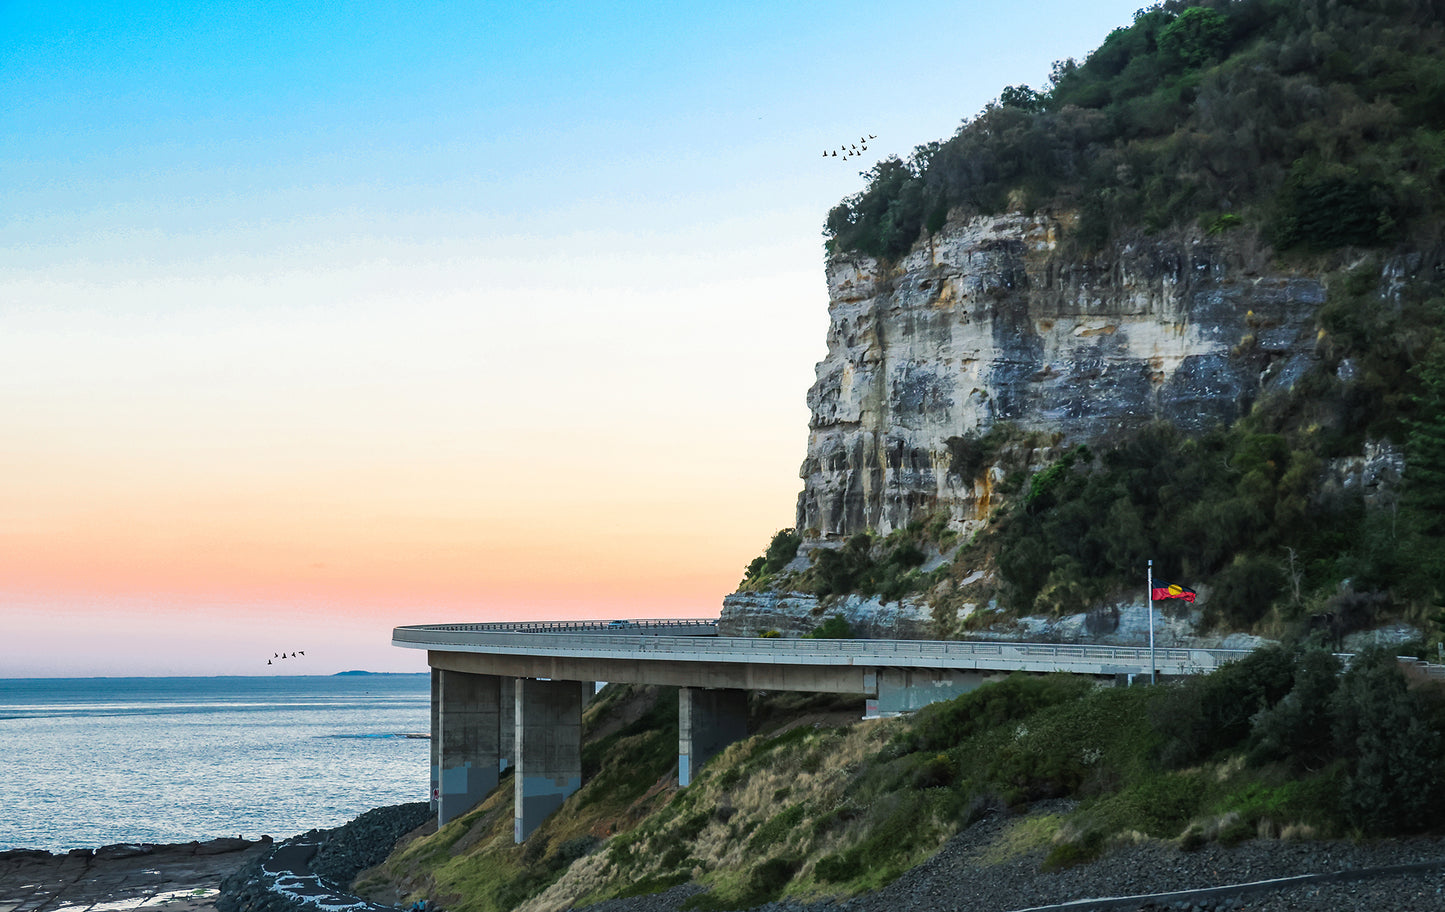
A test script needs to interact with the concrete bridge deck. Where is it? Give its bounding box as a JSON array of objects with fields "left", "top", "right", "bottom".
[
  {"left": 392, "top": 618, "right": 1252, "bottom": 840},
  {"left": 395, "top": 620, "right": 1250, "bottom": 679}
]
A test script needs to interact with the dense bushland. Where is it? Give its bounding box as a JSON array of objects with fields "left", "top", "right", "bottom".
[{"left": 825, "top": 0, "right": 1445, "bottom": 259}]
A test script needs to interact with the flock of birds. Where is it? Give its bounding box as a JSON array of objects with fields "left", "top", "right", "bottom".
[
  {"left": 825, "top": 134, "right": 877, "bottom": 159},
  {"left": 252, "top": 134, "right": 879, "bottom": 673}
]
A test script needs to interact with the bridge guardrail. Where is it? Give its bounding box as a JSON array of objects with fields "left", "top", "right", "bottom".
[
  {"left": 395, "top": 620, "right": 1445, "bottom": 684},
  {"left": 393, "top": 622, "right": 1255, "bottom": 676},
  {"left": 423, "top": 618, "right": 719, "bottom": 634}
]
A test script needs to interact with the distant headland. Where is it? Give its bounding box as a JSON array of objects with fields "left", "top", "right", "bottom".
[{"left": 332, "top": 670, "right": 427, "bottom": 676}]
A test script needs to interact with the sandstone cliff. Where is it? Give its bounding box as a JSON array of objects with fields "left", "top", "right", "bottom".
[{"left": 796, "top": 213, "right": 1324, "bottom": 541}]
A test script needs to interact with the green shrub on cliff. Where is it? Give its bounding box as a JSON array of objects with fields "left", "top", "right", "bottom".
[
  {"left": 800, "top": 522, "right": 946, "bottom": 602},
  {"left": 805, "top": 614, "right": 855, "bottom": 639},
  {"left": 739, "top": 528, "right": 801, "bottom": 590}
]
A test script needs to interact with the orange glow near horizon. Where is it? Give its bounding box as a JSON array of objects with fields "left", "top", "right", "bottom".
[
  {"left": 0, "top": 406, "right": 800, "bottom": 676},
  {"left": 0, "top": 475, "right": 793, "bottom": 608}
]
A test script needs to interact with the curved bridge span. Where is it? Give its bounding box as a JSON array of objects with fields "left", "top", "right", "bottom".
[
  {"left": 394, "top": 619, "right": 1250, "bottom": 681},
  {"left": 393, "top": 619, "right": 1251, "bottom": 841}
]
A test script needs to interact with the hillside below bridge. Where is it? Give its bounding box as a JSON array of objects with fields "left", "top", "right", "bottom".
[{"left": 393, "top": 618, "right": 1252, "bottom": 840}]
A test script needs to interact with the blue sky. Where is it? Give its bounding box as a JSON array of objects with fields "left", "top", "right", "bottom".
[{"left": 1, "top": 0, "right": 1143, "bottom": 676}]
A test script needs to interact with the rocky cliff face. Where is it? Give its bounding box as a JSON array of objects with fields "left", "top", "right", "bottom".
[
  {"left": 797, "top": 213, "right": 1324, "bottom": 540},
  {"left": 718, "top": 591, "right": 935, "bottom": 639}
]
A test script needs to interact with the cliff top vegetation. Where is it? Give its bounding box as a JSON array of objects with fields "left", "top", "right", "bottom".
[{"left": 824, "top": 0, "right": 1445, "bottom": 259}]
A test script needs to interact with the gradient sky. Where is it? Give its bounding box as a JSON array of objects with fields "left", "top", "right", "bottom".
[{"left": 1, "top": 0, "right": 1142, "bottom": 677}]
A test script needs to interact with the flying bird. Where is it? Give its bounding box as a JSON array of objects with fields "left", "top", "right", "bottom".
[{"left": 824, "top": 134, "right": 876, "bottom": 160}]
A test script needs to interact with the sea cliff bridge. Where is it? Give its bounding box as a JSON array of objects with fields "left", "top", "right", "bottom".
[{"left": 394, "top": 618, "right": 1260, "bottom": 841}]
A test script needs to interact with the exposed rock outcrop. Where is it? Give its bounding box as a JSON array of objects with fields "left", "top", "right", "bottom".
[
  {"left": 720, "top": 589, "right": 1286, "bottom": 650},
  {"left": 719, "top": 591, "right": 933, "bottom": 639},
  {"left": 796, "top": 213, "right": 1323, "bottom": 541}
]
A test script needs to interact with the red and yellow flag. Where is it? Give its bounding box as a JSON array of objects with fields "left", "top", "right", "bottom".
[{"left": 1151, "top": 580, "right": 1196, "bottom": 602}]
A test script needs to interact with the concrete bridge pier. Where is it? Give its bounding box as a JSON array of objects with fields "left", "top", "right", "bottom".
[
  {"left": 437, "top": 670, "right": 508, "bottom": 825},
  {"left": 430, "top": 670, "right": 441, "bottom": 814},
  {"left": 678, "top": 687, "right": 749, "bottom": 787},
  {"left": 498, "top": 676, "right": 516, "bottom": 773},
  {"left": 514, "top": 679, "right": 586, "bottom": 843},
  {"left": 866, "top": 668, "right": 1002, "bottom": 717}
]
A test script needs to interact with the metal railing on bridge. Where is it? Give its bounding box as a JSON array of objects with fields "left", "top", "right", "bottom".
[
  {"left": 392, "top": 621, "right": 1256, "bottom": 677},
  {"left": 416, "top": 618, "right": 720, "bottom": 635}
]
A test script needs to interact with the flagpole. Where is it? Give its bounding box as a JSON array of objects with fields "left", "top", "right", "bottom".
[{"left": 1147, "top": 559, "right": 1156, "bottom": 685}]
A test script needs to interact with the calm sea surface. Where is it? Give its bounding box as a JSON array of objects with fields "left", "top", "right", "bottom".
[{"left": 0, "top": 674, "right": 431, "bottom": 852}]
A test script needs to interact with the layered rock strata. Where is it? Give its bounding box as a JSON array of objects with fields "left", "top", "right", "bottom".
[
  {"left": 797, "top": 213, "right": 1324, "bottom": 540},
  {"left": 718, "top": 591, "right": 934, "bottom": 639}
]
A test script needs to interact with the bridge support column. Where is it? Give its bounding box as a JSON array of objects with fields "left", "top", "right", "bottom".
[
  {"left": 514, "top": 678, "right": 584, "bottom": 842},
  {"left": 430, "top": 670, "right": 442, "bottom": 813},
  {"left": 866, "top": 668, "right": 1000, "bottom": 717},
  {"left": 437, "top": 670, "right": 503, "bottom": 826},
  {"left": 678, "top": 687, "right": 748, "bottom": 787},
  {"left": 498, "top": 676, "right": 516, "bottom": 772}
]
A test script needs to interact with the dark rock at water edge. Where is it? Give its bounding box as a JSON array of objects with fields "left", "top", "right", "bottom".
[
  {"left": 217, "top": 802, "right": 431, "bottom": 912},
  {"left": 2, "top": 835, "right": 271, "bottom": 863},
  {"left": 307, "top": 803, "right": 433, "bottom": 886}
]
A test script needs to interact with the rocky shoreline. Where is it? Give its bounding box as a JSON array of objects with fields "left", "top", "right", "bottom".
[
  {"left": 8, "top": 804, "right": 1445, "bottom": 912},
  {"left": 0, "top": 804, "right": 430, "bottom": 912},
  {"left": 216, "top": 802, "right": 432, "bottom": 912},
  {"left": 1, "top": 836, "right": 273, "bottom": 912}
]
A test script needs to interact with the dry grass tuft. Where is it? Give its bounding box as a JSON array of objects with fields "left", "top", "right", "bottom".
[
  {"left": 1110, "top": 829, "right": 1149, "bottom": 846},
  {"left": 515, "top": 851, "right": 612, "bottom": 912},
  {"left": 1281, "top": 822, "right": 1318, "bottom": 841},
  {"left": 976, "top": 814, "right": 1063, "bottom": 865},
  {"left": 1214, "top": 755, "right": 1247, "bottom": 781}
]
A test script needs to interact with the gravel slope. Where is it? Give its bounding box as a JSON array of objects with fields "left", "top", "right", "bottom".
[{"left": 577, "top": 809, "right": 1445, "bottom": 912}]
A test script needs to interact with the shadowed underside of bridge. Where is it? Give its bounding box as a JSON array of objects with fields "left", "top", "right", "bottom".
[{"left": 393, "top": 619, "right": 1251, "bottom": 840}]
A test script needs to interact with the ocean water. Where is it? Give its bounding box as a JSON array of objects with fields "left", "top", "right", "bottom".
[{"left": 0, "top": 674, "right": 432, "bottom": 853}]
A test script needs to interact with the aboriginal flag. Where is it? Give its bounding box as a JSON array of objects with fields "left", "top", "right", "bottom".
[{"left": 1151, "top": 581, "right": 1196, "bottom": 603}]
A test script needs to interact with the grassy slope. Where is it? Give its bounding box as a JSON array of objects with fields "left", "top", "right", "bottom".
[{"left": 359, "top": 651, "right": 1445, "bottom": 912}]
